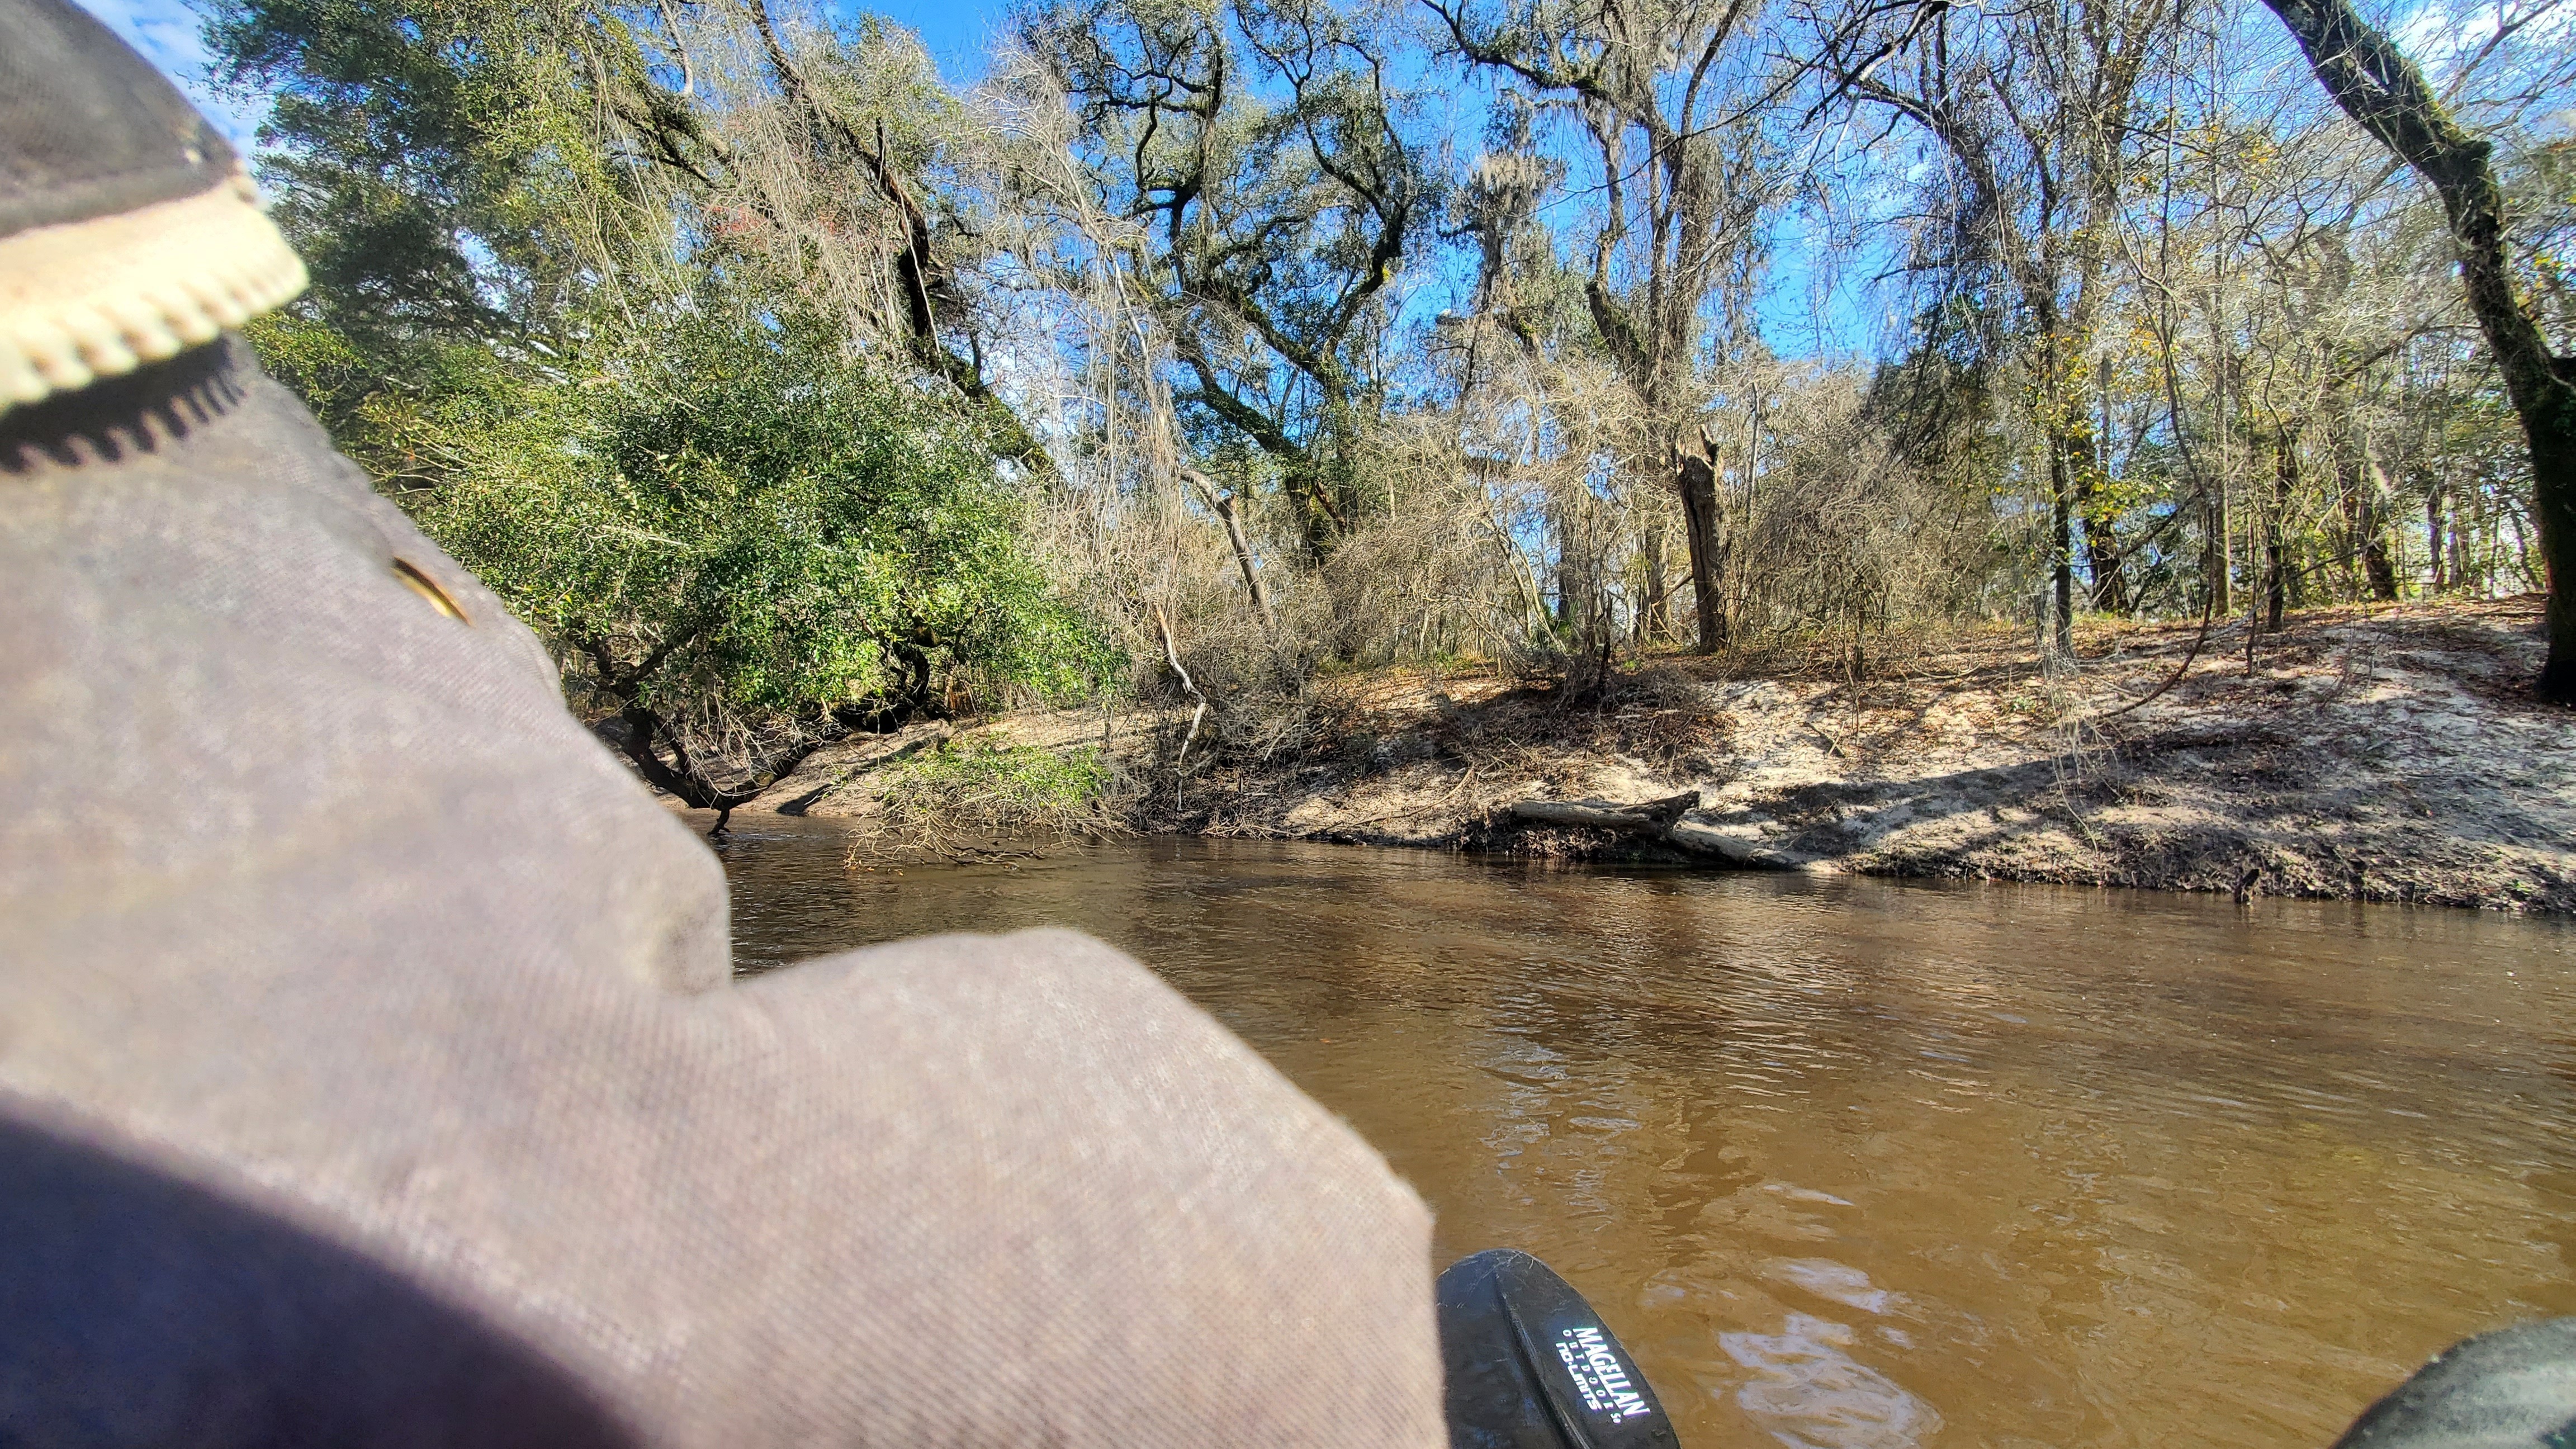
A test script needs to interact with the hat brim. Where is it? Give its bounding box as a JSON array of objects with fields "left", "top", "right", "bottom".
[{"left": 2, "top": 169, "right": 306, "bottom": 411}]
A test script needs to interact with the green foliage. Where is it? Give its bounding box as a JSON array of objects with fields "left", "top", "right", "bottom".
[
  {"left": 240, "top": 310, "right": 519, "bottom": 486},
  {"left": 208, "top": 0, "right": 660, "bottom": 349},
  {"left": 408, "top": 302, "right": 1118, "bottom": 722},
  {"left": 210, "top": 0, "right": 1120, "bottom": 783},
  {"left": 873, "top": 738, "right": 1117, "bottom": 836},
  {"left": 211, "top": 0, "right": 700, "bottom": 489}
]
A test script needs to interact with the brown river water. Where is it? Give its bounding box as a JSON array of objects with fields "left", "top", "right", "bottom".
[{"left": 704, "top": 818, "right": 2576, "bottom": 1449}]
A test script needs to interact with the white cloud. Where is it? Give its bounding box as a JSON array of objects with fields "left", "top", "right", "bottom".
[{"left": 70, "top": 0, "right": 272, "bottom": 154}]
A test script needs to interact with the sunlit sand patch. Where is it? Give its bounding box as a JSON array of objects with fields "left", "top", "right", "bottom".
[{"left": 1721, "top": 1312, "right": 1943, "bottom": 1449}]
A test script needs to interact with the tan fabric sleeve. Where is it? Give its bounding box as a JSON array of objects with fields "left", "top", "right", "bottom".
[{"left": 0, "top": 340, "right": 1447, "bottom": 1447}]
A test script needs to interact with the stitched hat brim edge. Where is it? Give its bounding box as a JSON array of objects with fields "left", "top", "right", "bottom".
[{"left": 1, "top": 171, "right": 307, "bottom": 413}]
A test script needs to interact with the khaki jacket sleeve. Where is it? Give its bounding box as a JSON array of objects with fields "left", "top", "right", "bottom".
[{"left": 0, "top": 340, "right": 1446, "bottom": 1448}]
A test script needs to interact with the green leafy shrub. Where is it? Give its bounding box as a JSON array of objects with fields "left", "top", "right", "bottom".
[
  {"left": 846, "top": 737, "right": 1123, "bottom": 860},
  {"left": 405, "top": 302, "right": 1118, "bottom": 770}
]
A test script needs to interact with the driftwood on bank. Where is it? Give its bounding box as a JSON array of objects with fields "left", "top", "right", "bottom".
[
  {"left": 1505, "top": 792, "right": 1702, "bottom": 833},
  {"left": 1500, "top": 790, "right": 1838, "bottom": 873}
]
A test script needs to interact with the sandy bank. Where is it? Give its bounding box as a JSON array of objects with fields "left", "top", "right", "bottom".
[{"left": 715, "top": 597, "right": 2575, "bottom": 913}]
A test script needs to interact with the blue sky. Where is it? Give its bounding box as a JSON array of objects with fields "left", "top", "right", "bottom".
[
  {"left": 73, "top": 0, "right": 1014, "bottom": 152},
  {"left": 77, "top": 0, "right": 1874, "bottom": 357},
  {"left": 69, "top": 0, "right": 2560, "bottom": 371},
  {"left": 861, "top": 0, "right": 1007, "bottom": 83},
  {"left": 73, "top": 0, "right": 266, "bottom": 149}
]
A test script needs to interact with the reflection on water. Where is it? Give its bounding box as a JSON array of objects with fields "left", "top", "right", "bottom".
[
  {"left": 1725, "top": 1312, "right": 1940, "bottom": 1449},
  {"left": 706, "top": 818, "right": 2576, "bottom": 1449}
]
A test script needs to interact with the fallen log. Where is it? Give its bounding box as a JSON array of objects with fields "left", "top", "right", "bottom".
[
  {"left": 1663, "top": 817, "right": 1842, "bottom": 873},
  {"left": 1499, "top": 793, "right": 1844, "bottom": 874},
  {"left": 1505, "top": 791, "right": 1701, "bottom": 834}
]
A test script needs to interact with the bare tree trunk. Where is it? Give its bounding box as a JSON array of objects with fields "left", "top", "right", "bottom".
[
  {"left": 2048, "top": 442, "right": 2076, "bottom": 655},
  {"left": 2338, "top": 440, "right": 2400, "bottom": 600},
  {"left": 2362, "top": 533, "right": 2399, "bottom": 601},
  {"left": 2264, "top": 0, "right": 2576, "bottom": 699},
  {"left": 1215, "top": 491, "right": 1271, "bottom": 626},
  {"left": 1676, "top": 432, "right": 1727, "bottom": 651},
  {"left": 2208, "top": 304, "right": 2234, "bottom": 619},
  {"left": 2083, "top": 377, "right": 2131, "bottom": 614},
  {"left": 2455, "top": 485, "right": 2477, "bottom": 592},
  {"left": 1150, "top": 603, "right": 1208, "bottom": 770},
  {"left": 1183, "top": 468, "right": 1273, "bottom": 627},
  {"left": 1640, "top": 520, "right": 1673, "bottom": 643},
  {"left": 2083, "top": 503, "right": 2131, "bottom": 614},
  {"left": 2427, "top": 488, "right": 2449, "bottom": 593},
  {"left": 1549, "top": 496, "right": 1576, "bottom": 630},
  {"left": 2200, "top": 477, "right": 2228, "bottom": 615},
  {"left": 2267, "top": 431, "right": 2297, "bottom": 631}
]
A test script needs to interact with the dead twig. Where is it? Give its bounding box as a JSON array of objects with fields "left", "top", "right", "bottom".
[{"left": 2095, "top": 596, "right": 2222, "bottom": 722}]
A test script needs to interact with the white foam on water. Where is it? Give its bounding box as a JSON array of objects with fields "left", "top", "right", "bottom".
[
  {"left": 1720, "top": 1313, "right": 1943, "bottom": 1449},
  {"left": 1764, "top": 1258, "right": 1898, "bottom": 1315}
]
